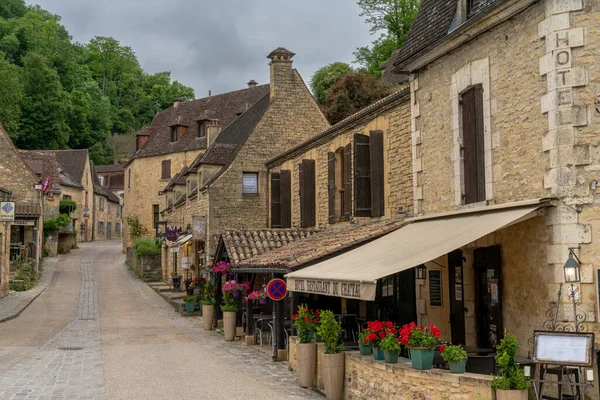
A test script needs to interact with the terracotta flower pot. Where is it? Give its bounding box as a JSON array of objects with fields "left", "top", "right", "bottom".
[
  {"left": 223, "top": 311, "right": 236, "bottom": 341},
  {"left": 322, "top": 353, "right": 345, "bottom": 400},
  {"left": 202, "top": 304, "right": 214, "bottom": 330},
  {"left": 297, "top": 342, "right": 317, "bottom": 388},
  {"left": 496, "top": 389, "right": 528, "bottom": 400}
]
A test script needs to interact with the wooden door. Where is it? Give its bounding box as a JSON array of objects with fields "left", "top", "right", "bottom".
[
  {"left": 448, "top": 250, "right": 466, "bottom": 345},
  {"left": 84, "top": 219, "right": 88, "bottom": 242},
  {"left": 474, "top": 246, "right": 502, "bottom": 348}
]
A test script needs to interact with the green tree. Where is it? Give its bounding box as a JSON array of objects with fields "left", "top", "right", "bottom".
[
  {"left": 0, "top": 51, "right": 23, "bottom": 136},
  {"left": 0, "top": 0, "right": 27, "bottom": 20},
  {"left": 354, "top": 0, "right": 420, "bottom": 76},
  {"left": 323, "top": 72, "right": 391, "bottom": 124},
  {"left": 18, "top": 53, "right": 70, "bottom": 149},
  {"left": 310, "top": 62, "right": 354, "bottom": 105}
]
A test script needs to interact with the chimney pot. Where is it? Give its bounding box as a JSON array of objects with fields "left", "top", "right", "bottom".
[
  {"left": 247, "top": 80, "right": 258, "bottom": 88},
  {"left": 173, "top": 97, "right": 182, "bottom": 108}
]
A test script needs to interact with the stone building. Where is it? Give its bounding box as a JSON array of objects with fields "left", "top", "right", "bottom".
[
  {"left": 91, "top": 163, "right": 122, "bottom": 241},
  {"left": 95, "top": 164, "right": 125, "bottom": 199},
  {"left": 160, "top": 47, "right": 329, "bottom": 279},
  {"left": 0, "top": 125, "right": 43, "bottom": 297},
  {"left": 123, "top": 80, "right": 271, "bottom": 250}
]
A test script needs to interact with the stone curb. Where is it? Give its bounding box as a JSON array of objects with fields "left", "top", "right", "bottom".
[{"left": 0, "top": 258, "right": 58, "bottom": 323}]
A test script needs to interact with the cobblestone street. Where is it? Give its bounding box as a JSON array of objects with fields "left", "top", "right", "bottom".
[{"left": 0, "top": 242, "right": 321, "bottom": 400}]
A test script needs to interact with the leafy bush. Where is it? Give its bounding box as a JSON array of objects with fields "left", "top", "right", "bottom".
[
  {"left": 316, "top": 310, "right": 344, "bottom": 354},
  {"left": 491, "top": 332, "right": 531, "bottom": 391},
  {"left": 43, "top": 214, "right": 71, "bottom": 241},
  {"left": 441, "top": 345, "right": 467, "bottom": 362},
  {"left": 126, "top": 214, "right": 148, "bottom": 240},
  {"left": 9, "top": 259, "right": 39, "bottom": 291},
  {"left": 379, "top": 333, "right": 401, "bottom": 352},
  {"left": 132, "top": 237, "right": 161, "bottom": 258},
  {"left": 59, "top": 199, "right": 77, "bottom": 215}
]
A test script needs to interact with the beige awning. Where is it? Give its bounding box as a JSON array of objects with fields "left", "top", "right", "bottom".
[
  {"left": 174, "top": 234, "right": 192, "bottom": 247},
  {"left": 285, "top": 200, "right": 549, "bottom": 301}
]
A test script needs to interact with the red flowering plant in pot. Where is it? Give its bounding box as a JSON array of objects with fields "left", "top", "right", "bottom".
[
  {"left": 292, "top": 305, "right": 320, "bottom": 388},
  {"left": 363, "top": 321, "right": 395, "bottom": 360},
  {"left": 212, "top": 261, "right": 231, "bottom": 275},
  {"left": 399, "top": 322, "right": 440, "bottom": 370}
]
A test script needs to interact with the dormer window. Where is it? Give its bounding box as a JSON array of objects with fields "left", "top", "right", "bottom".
[
  {"left": 198, "top": 121, "right": 206, "bottom": 138},
  {"left": 466, "top": 0, "right": 475, "bottom": 16},
  {"left": 171, "top": 126, "right": 179, "bottom": 142}
]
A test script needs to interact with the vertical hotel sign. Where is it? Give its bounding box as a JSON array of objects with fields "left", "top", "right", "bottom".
[{"left": 0, "top": 202, "right": 15, "bottom": 222}]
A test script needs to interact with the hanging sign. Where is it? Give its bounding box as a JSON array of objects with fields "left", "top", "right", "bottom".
[
  {"left": 41, "top": 176, "right": 51, "bottom": 193},
  {"left": 0, "top": 202, "right": 15, "bottom": 222},
  {"left": 267, "top": 279, "right": 287, "bottom": 301},
  {"left": 192, "top": 215, "right": 206, "bottom": 241},
  {"left": 166, "top": 226, "right": 181, "bottom": 242}
]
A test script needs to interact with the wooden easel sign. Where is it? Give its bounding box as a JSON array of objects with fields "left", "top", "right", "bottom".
[{"left": 532, "top": 331, "right": 594, "bottom": 367}]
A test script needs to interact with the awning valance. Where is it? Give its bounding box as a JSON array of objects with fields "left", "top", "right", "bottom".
[{"left": 285, "top": 200, "right": 549, "bottom": 301}]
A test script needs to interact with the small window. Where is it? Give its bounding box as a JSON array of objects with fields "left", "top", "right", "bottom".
[
  {"left": 198, "top": 121, "right": 206, "bottom": 138},
  {"left": 171, "top": 126, "right": 179, "bottom": 142},
  {"left": 0, "top": 188, "right": 11, "bottom": 202},
  {"left": 153, "top": 204, "right": 160, "bottom": 228},
  {"left": 242, "top": 172, "right": 258, "bottom": 194},
  {"left": 108, "top": 203, "right": 111, "bottom": 214},
  {"left": 63, "top": 194, "right": 72, "bottom": 201},
  {"left": 161, "top": 160, "right": 171, "bottom": 179},
  {"left": 99, "top": 176, "right": 105, "bottom": 186}
]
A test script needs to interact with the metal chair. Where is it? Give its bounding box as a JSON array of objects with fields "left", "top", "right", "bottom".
[{"left": 254, "top": 318, "right": 271, "bottom": 346}]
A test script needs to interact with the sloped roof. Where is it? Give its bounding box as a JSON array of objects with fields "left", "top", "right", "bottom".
[
  {"left": 95, "top": 164, "right": 124, "bottom": 173},
  {"left": 381, "top": 49, "right": 408, "bottom": 86},
  {"left": 163, "top": 168, "right": 188, "bottom": 192},
  {"left": 393, "top": 0, "right": 503, "bottom": 69},
  {"left": 19, "top": 150, "right": 83, "bottom": 190},
  {"left": 90, "top": 162, "right": 120, "bottom": 203},
  {"left": 51, "top": 149, "right": 89, "bottom": 184},
  {"left": 129, "top": 84, "right": 270, "bottom": 162},
  {"left": 233, "top": 219, "right": 407, "bottom": 271},
  {"left": 215, "top": 229, "right": 320, "bottom": 266}
]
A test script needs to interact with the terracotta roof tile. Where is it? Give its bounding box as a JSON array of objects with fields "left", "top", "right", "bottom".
[{"left": 234, "top": 219, "right": 407, "bottom": 271}]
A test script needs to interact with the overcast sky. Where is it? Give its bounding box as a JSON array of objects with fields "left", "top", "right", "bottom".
[{"left": 27, "top": 0, "right": 373, "bottom": 98}]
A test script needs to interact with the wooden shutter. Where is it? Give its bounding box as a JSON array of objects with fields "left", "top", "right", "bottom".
[
  {"left": 462, "top": 86, "right": 485, "bottom": 204},
  {"left": 354, "top": 134, "right": 371, "bottom": 217},
  {"left": 327, "top": 152, "right": 336, "bottom": 224},
  {"left": 300, "top": 159, "right": 316, "bottom": 228},
  {"left": 299, "top": 163, "right": 304, "bottom": 228},
  {"left": 369, "top": 130, "right": 385, "bottom": 217},
  {"left": 161, "top": 160, "right": 171, "bottom": 179},
  {"left": 270, "top": 172, "right": 281, "bottom": 228},
  {"left": 280, "top": 170, "right": 292, "bottom": 228},
  {"left": 343, "top": 143, "right": 351, "bottom": 220}
]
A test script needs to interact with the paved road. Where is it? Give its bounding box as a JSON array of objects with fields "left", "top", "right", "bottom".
[{"left": 0, "top": 241, "right": 320, "bottom": 400}]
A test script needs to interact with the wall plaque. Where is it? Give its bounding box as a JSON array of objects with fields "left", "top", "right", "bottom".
[{"left": 428, "top": 269, "right": 442, "bottom": 307}]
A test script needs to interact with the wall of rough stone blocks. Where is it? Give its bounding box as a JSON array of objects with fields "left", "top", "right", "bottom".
[
  {"left": 94, "top": 196, "right": 121, "bottom": 241},
  {"left": 61, "top": 186, "right": 86, "bottom": 242},
  {"left": 123, "top": 150, "right": 201, "bottom": 247},
  {"left": 269, "top": 95, "right": 413, "bottom": 229}
]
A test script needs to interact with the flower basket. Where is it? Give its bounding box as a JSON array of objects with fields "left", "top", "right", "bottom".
[
  {"left": 259, "top": 297, "right": 269, "bottom": 305},
  {"left": 233, "top": 290, "right": 241, "bottom": 297},
  {"left": 409, "top": 348, "right": 434, "bottom": 370},
  {"left": 384, "top": 349, "right": 399, "bottom": 364},
  {"left": 359, "top": 343, "right": 372, "bottom": 355}
]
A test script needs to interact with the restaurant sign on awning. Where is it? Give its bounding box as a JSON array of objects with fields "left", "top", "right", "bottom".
[{"left": 287, "top": 277, "right": 376, "bottom": 301}]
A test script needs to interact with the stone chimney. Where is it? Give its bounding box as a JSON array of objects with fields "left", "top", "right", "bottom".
[
  {"left": 173, "top": 97, "right": 182, "bottom": 108},
  {"left": 206, "top": 120, "right": 221, "bottom": 146},
  {"left": 247, "top": 80, "right": 258, "bottom": 88},
  {"left": 267, "top": 47, "right": 295, "bottom": 99}
]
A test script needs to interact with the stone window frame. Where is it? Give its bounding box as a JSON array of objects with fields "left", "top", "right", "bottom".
[
  {"left": 451, "top": 57, "right": 494, "bottom": 207},
  {"left": 242, "top": 171, "right": 259, "bottom": 195}
]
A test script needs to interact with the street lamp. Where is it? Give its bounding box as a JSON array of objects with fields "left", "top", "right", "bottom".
[
  {"left": 416, "top": 264, "right": 427, "bottom": 280},
  {"left": 563, "top": 248, "right": 581, "bottom": 284}
]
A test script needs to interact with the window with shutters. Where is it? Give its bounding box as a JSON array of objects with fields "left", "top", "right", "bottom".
[
  {"left": 270, "top": 172, "right": 281, "bottom": 228},
  {"left": 299, "top": 159, "right": 316, "bottom": 228},
  {"left": 161, "top": 160, "right": 171, "bottom": 179},
  {"left": 461, "top": 86, "right": 485, "bottom": 204},
  {"left": 242, "top": 172, "right": 258, "bottom": 194},
  {"left": 327, "top": 147, "right": 350, "bottom": 224},
  {"left": 269, "top": 169, "right": 292, "bottom": 228}
]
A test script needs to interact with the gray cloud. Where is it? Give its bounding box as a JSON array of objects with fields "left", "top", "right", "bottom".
[{"left": 29, "top": 0, "right": 373, "bottom": 98}]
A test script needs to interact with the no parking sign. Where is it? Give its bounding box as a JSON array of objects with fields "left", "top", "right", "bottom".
[{"left": 267, "top": 279, "right": 287, "bottom": 301}]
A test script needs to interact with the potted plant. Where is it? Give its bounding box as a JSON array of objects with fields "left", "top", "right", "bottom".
[
  {"left": 364, "top": 320, "right": 393, "bottom": 360},
  {"left": 246, "top": 286, "right": 269, "bottom": 305},
  {"left": 316, "top": 310, "right": 345, "bottom": 400},
  {"left": 441, "top": 344, "right": 468, "bottom": 373},
  {"left": 379, "top": 333, "right": 402, "bottom": 364},
  {"left": 357, "top": 329, "right": 373, "bottom": 355},
  {"left": 399, "top": 322, "right": 440, "bottom": 370},
  {"left": 292, "top": 305, "right": 319, "bottom": 388},
  {"left": 201, "top": 281, "right": 216, "bottom": 331},
  {"left": 491, "top": 332, "right": 530, "bottom": 400},
  {"left": 170, "top": 271, "right": 181, "bottom": 290},
  {"left": 223, "top": 280, "right": 250, "bottom": 298},
  {"left": 212, "top": 260, "right": 231, "bottom": 275},
  {"left": 183, "top": 295, "right": 197, "bottom": 313},
  {"left": 221, "top": 282, "right": 238, "bottom": 341}
]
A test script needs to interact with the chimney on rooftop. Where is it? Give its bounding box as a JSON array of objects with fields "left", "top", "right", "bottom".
[
  {"left": 206, "top": 120, "right": 221, "bottom": 147},
  {"left": 247, "top": 80, "right": 258, "bottom": 88},
  {"left": 267, "top": 47, "right": 295, "bottom": 99},
  {"left": 173, "top": 97, "right": 182, "bottom": 108}
]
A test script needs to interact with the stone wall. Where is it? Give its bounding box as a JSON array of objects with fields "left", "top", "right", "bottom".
[
  {"left": 268, "top": 94, "right": 413, "bottom": 229},
  {"left": 345, "top": 353, "right": 494, "bottom": 400},
  {"left": 123, "top": 150, "right": 201, "bottom": 248},
  {"left": 60, "top": 185, "right": 86, "bottom": 242},
  {"left": 126, "top": 246, "right": 162, "bottom": 282},
  {"left": 94, "top": 196, "right": 121, "bottom": 241}
]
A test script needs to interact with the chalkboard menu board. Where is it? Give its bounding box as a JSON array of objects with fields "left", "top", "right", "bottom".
[{"left": 429, "top": 270, "right": 442, "bottom": 307}]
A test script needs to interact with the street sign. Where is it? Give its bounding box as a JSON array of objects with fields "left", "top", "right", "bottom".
[
  {"left": 41, "top": 176, "right": 51, "bottom": 193},
  {"left": 267, "top": 279, "right": 287, "bottom": 301},
  {"left": 0, "top": 202, "right": 15, "bottom": 222}
]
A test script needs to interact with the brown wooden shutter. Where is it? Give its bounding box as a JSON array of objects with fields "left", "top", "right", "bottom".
[
  {"left": 299, "top": 162, "right": 304, "bottom": 227},
  {"left": 161, "top": 160, "right": 171, "bottom": 179},
  {"left": 270, "top": 172, "right": 281, "bottom": 228},
  {"left": 327, "top": 152, "right": 336, "bottom": 224},
  {"left": 300, "top": 159, "right": 316, "bottom": 228},
  {"left": 369, "top": 130, "right": 385, "bottom": 217},
  {"left": 354, "top": 134, "right": 371, "bottom": 217},
  {"left": 343, "top": 143, "right": 351, "bottom": 220},
  {"left": 280, "top": 169, "right": 292, "bottom": 228},
  {"left": 462, "top": 86, "right": 485, "bottom": 204}
]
